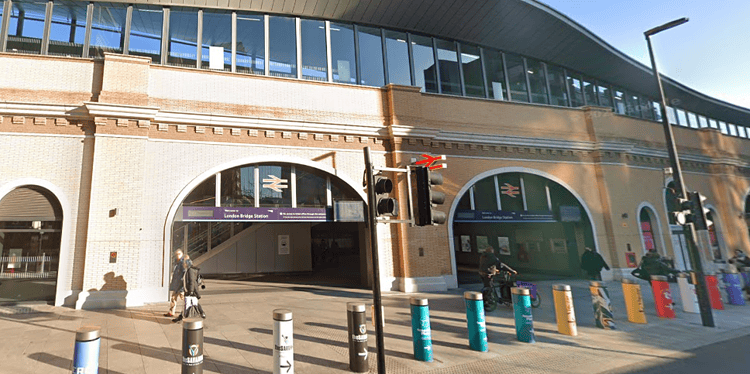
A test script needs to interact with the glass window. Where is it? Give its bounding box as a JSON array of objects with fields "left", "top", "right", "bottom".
[
  {"left": 460, "top": 44, "right": 484, "bottom": 98},
  {"left": 666, "top": 106, "right": 678, "bottom": 125},
  {"left": 582, "top": 78, "right": 597, "bottom": 106},
  {"left": 613, "top": 89, "right": 625, "bottom": 114},
  {"left": 547, "top": 65, "right": 568, "bottom": 106},
  {"left": 384, "top": 29, "right": 410, "bottom": 86},
  {"left": 523, "top": 174, "right": 549, "bottom": 211},
  {"left": 676, "top": 109, "right": 688, "bottom": 127},
  {"left": 201, "top": 10, "right": 231, "bottom": 71},
  {"left": 728, "top": 123, "right": 737, "bottom": 136},
  {"left": 567, "top": 73, "right": 584, "bottom": 107},
  {"left": 652, "top": 101, "right": 663, "bottom": 122},
  {"left": 168, "top": 7, "right": 198, "bottom": 67},
  {"left": 236, "top": 13, "right": 265, "bottom": 75},
  {"left": 640, "top": 209, "right": 658, "bottom": 252},
  {"left": 642, "top": 98, "right": 654, "bottom": 120},
  {"left": 410, "top": 34, "right": 437, "bottom": 93},
  {"left": 330, "top": 22, "right": 356, "bottom": 84},
  {"left": 474, "top": 177, "right": 498, "bottom": 211},
  {"left": 597, "top": 84, "right": 612, "bottom": 109},
  {"left": 48, "top": 0, "right": 86, "bottom": 57},
  {"left": 526, "top": 58, "right": 548, "bottom": 104},
  {"left": 259, "top": 164, "right": 292, "bottom": 207},
  {"left": 357, "top": 26, "right": 384, "bottom": 87},
  {"left": 268, "top": 16, "right": 296, "bottom": 78},
  {"left": 484, "top": 49, "right": 506, "bottom": 100},
  {"left": 505, "top": 54, "right": 528, "bottom": 102},
  {"left": 708, "top": 119, "right": 718, "bottom": 129},
  {"left": 435, "top": 38, "right": 461, "bottom": 95},
  {"left": 184, "top": 177, "right": 216, "bottom": 206},
  {"left": 300, "top": 19, "right": 326, "bottom": 81},
  {"left": 718, "top": 121, "right": 728, "bottom": 134},
  {"left": 687, "top": 112, "right": 699, "bottom": 129},
  {"left": 296, "top": 166, "right": 328, "bottom": 208},
  {"left": 7, "top": 0, "right": 47, "bottom": 54},
  {"left": 89, "top": 2, "right": 127, "bottom": 58},
  {"left": 221, "top": 166, "right": 255, "bottom": 207},
  {"left": 698, "top": 115, "right": 708, "bottom": 128},
  {"left": 738, "top": 126, "right": 747, "bottom": 138},
  {"left": 129, "top": 5, "right": 163, "bottom": 63},
  {"left": 629, "top": 94, "right": 642, "bottom": 117}
]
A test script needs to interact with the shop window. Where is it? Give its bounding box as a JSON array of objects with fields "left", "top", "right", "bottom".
[
  {"left": 547, "top": 65, "right": 568, "bottom": 106},
  {"left": 89, "top": 2, "right": 128, "bottom": 58},
  {"left": 527, "top": 58, "right": 548, "bottom": 104},
  {"left": 410, "top": 34, "right": 437, "bottom": 93},
  {"left": 357, "top": 26, "right": 384, "bottom": 87},
  {"left": 168, "top": 7, "right": 198, "bottom": 67},
  {"left": 484, "top": 48, "right": 507, "bottom": 100},
  {"left": 384, "top": 29, "right": 410, "bottom": 86},
  {"left": 300, "top": 18, "right": 327, "bottom": 81},
  {"left": 7, "top": 0, "right": 47, "bottom": 54},
  {"left": 435, "top": 38, "right": 461, "bottom": 95},
  {"left": 236, "top": 13, "right": 265, "bottom": 75},
  {"left": 505, "top": 54, "right": 528, "bottom": 102},
  {"left": 129, "top": 5, "right": 163, "bottom": 63},
  {"left": 268, "top": 16, "right": 296, "bottom": 78},
  {"left": 330, "top": 22, "right": 356, "bottom": 84},
  {"left": 460, "top": 44, "right": 484, "bottom": 98},
  {"left": 201, "top": 9, "right": 231, "bottom": 71},
  {"left": 48, "top": 0, "right": 86, "bottom": 57}
]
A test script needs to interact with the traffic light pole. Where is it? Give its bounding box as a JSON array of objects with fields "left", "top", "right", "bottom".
[
  {"left": 646, "top": 32, "right": 714, "bottom": 327},
  {"left": 363, "top": 146, "right": 387, "bottom": 374}
]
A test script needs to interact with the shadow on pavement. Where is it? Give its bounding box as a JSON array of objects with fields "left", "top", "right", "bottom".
[{"left": 27, "top": 352, "right": 128, "bottom": 374}]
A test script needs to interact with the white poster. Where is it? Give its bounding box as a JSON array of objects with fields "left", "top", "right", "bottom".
[
  {"left": 209, "top": 46, "right": 225, "bottom": 70},
  {"left": 497, "top": 237, "right": 510, "bottom": 255},
  {"left": 278, "top": 235, "right": 290, "bottom": 255},
  {"left": 460, "top": 235, "right": 472, "bottom": 252}
]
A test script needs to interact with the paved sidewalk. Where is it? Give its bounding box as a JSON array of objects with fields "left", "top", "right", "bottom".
[{"left": 2, "top": 278, "right": 749, "bottom": 373}]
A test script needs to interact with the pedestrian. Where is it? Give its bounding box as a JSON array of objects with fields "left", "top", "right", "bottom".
[
  {"left": 165, "top": 249, "right": 192, "bottom": 318},
  {"left": 172, "top": 256, "right": 206, "bottom": 322},
  {"left": 580, "top": 247, "right": 610, "bottom": 280},
  {"left": 728, "top": 249, "right": 750, "bottom": 271}
]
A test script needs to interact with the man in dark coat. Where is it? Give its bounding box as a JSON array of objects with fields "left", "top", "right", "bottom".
[
  {"left": 165, "top": 249, "right": 192, "bottom": 317},
  {"left": 580, "top": 247, "right": 610, "bottom": 280}
]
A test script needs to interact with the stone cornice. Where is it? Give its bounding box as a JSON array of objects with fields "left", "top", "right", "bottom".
[{"left": 83, "top": 102, "right": 159, "bottom": 120}]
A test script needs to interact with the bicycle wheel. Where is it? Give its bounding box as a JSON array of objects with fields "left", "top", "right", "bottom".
[
  {"left": 531, "top": 292, "right": 542, "bottom": 308},
  {"left": 482, "top": 288, "right": 497, "bottom": 312}
]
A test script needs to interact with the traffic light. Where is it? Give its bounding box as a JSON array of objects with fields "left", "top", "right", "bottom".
[
  {"left": 415, "top": 166, "right": 446, "bottom": 226},
  {"left": 690, "top": 191, "right": 712, "bottom": 230},
  {"left": 670, "top": 194, "right": 695, "bottom": 226},
  {"left": 373, "top": 174, "right": 398, "bottom": 217}
]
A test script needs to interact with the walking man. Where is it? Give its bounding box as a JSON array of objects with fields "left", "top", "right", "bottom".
[
  {"left": 165, "top": 249, "right": 192, "bottom": 317},
  {"left": 580, "top": 247, "right": 610, "bottom": 280}
]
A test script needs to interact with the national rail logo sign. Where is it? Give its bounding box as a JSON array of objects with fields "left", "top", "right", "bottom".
[
  {"left": 415, "top": 154, "right": 447, "bottom": 170},
  {"left": 500, "top": 183, "right": 520, "bottom": 198},
  {"left": 262, "top": 175, "right": 288, "bottom": 192}
]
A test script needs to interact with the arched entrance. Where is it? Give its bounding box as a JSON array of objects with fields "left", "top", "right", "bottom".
[
  {"left": 0, "top": 186, "right": 63, "bottom": 303},
  {"left": 450, "top": 168, "right": 598, "bottom": 281},
  {"left": 168, "top": 161, "right": 368, "bottom": 286}
]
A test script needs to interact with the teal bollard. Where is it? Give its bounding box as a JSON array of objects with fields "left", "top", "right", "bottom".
[
  {"left": 464, "top": 291, "right": 488, "bottom": 352},
  {"left": 410, "top": 298, "right": 433, "bottom": 362},
  {"left": 511, "top": 287, "right": 535, "bottom": 343}
]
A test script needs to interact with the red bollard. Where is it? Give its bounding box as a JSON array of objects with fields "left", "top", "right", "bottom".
[
  {"left": 651, "top": 275, "right": 676, "bottom": 319},
  {"left": 705, "top": 274, "right": 724, "bottom": 310}
]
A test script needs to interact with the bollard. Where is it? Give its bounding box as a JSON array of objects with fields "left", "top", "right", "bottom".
[
  {"left": 511, "top": 287, "right": 535, "bottom": 343},
  {"left": 723, "top": 271, "right": 746, "bottom": 305},
  {"left": 740, "top": 268, "right": 750, "bottom": 289},
  {"left": 73, "top": 326, "right": 100, "bottom": 374},
  {"left": 182, "top": 318, "right": 204, "bottom": 374},
  {"left": 705, "top": 274, "right": 725, "bottom": 310},
  {"left": 273, "top": 309, "right": 294, "bottom": 374},
  {"left": 589, "top": 281, "right": 615, "bottom": 329},
  {"left": 347, "top": 303, "right": 369, "bottom": 373},
  {"left": 552, "top": 285, "right": 577, "bottom": 336},
  {"left": 717, "top": 270, "right": 730, "bottom": 304},
  {"left": 410, "top": 298, "right": 433, "bottom": 362},
  {"left": 676, "top": 273, "right": 700, "bottom": 313},
  {"left": 464, "top": 291, "right": 488, "bottom": 351},
  {"left": 621, "top": 279, "right": 647, "bottom": 324},
  {"left": 650, "top": 275, "right": 676, "bottom": 319}
]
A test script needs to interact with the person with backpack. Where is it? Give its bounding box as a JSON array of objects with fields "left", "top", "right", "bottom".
[
  {"left": 580, "top": 247, "right": 610, "bottom": 280},
  {"left": 165, "top": 249, "right": 191, "bottom": 318},
  {"left": 172, "top": 256, "right": 207, "bottom": 322}
]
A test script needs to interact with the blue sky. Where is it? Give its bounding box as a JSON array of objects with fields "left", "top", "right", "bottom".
[{"left": 539, "top": 0, "right": 750, "bottom": 110}]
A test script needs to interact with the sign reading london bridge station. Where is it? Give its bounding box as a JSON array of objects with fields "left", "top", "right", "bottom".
[{"left": 180, "top": 202, "right": 366, "bottom": 223}]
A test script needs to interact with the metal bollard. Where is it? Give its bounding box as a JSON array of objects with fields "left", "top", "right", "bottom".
[
  {"left": 552, "top": 284, "right": 577, "bottom": 336},
  {"left": 621, "top": 279, "right": 647, "bottom": 324},
  {"left": 650, "top": 275, "right": 675, "bottom": 319},
  {"left": 409, "top": 298, "right": 433, "bottom": 362},
  {"left": 589, "top": 281, "right": 615, "bottom": 329},
  {"left": 73, "top": 326, "right": 100, "bottom": 374},
  {"left": 676, "top": 273, "right": 700, "bottom": 313},
  {"left": 464, "top": 291, "right": 488, "bottom": 351},
  {"left": 347, "top": 303, "right": 369, "bottom": 373},
  {"left": 723, "top": 271, "right": 746, "bottom": 305},
  {"left": 273, "top": 309, "right": 294, "bottom": 374},
  {"left": 705, "top": 274, "right": 725, "bottom": 310},
  {"left": 511, "top": 287, "right": 535, "bottom": 343},
  {"left": 182, "top": 318, "right": 204, "bottom": 374},
  {"left": 717, "top": 270, "right": 730, "bottom": 304}
]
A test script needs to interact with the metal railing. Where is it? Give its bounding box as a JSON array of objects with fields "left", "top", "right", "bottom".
[{"left": 0, "top": 254, "right": 57, "bottom": 279}]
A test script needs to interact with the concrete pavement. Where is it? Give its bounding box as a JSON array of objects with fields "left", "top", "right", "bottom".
[{"left": 2, "top": 277, "right": 749, "bottom": 373}]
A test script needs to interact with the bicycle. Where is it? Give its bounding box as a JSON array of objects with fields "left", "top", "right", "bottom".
[{"left": 481, "top": 269, "right": 541, "bottom": 312}]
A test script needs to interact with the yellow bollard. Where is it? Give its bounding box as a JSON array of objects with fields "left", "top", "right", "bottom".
[
  {"left": 622, "top": 278, "right": 647, "bottom": 324},
  {"left": 552, "top": 284, "right": 577, "bottom": 336}
]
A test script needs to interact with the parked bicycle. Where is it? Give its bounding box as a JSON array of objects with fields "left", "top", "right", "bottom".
[{"left": 481, "top": 266, "right": 541, "bottom": 312}]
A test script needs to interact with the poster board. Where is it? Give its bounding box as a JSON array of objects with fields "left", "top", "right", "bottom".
[
  {"left": 550, "top": 239, "right": 567, "bottom": 254},
  {"left": 476, "top": 236, "right": 489, "bottom": 253},
  {"left": 278, "top": 235, "right": 290, "bottom": 255},
  {"left": 497, "top": 237, "right": 510, "bottom": 255},
  {"left": 460, "top": 235, "right": 472, "bottom": 252}
]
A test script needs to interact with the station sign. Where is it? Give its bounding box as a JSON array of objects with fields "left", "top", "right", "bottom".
[
  {"left": 181, "top": 206, "right": 331, "bottom": 222},
  {"left": 454, "top": 209, "right": 556, "bottom": 223}
]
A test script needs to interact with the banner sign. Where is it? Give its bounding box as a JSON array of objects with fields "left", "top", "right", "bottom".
[
  {"left": 182, "top": 206, "right": 330, "bottom": 222},
  {"left": 559, "top": 206, "right": 582, "bottom": 222},
  {"left": 454, "top": 210, "right": 555, "bottom": 222}
]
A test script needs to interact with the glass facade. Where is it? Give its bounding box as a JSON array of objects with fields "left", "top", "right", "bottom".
[
  {"left": 411, "top": 34, "right": 437, "bottom": 93},
  {"left": 268, "top": 16, "right": 296, "bottom": 78},
  {"left": 567, "top": 74, "right": 584, "bottom": 107},
  {"left": 676, "top": 109, "right": 688, "bottom": 127},
  {"left": 89, "top": 2, "right": 128, "bottom": 58},
  {"left": 201, "top": 10, "right": 231, "bottom": 71},
  {"left": 484, "top": 49, "right": 506, "bottom": 100},
  {"left": 384, "top": 29, "right": 410, "bottom": 86},
  {"left": 435, "top": 38, "right": 461, "bottom": 95},
  {"left": 330, "top": 23, "right": 356, "bottom": 84},
  {"left": 505, "top": 54, "right": 528, "bottom": 102},
  {"left": 300, "top": 19, "right": 326, "bottom": 81},
  {"left": 460, "top": 44, "right": 484, "bottom": 98},
  {"left": 7, "top": 0, "right": 46, "bottom": 54},
  {"left": 597, "top": 84, "right": 612, "bottom": 109},
  {"left": 547, "top": 65, "right": 568, "bottom": 106},
  {"left": 129, "top": 5, "right": 163, "bottom": 63},
  {"left": 236, "top": 13, "right": 264, "bottom": 74},
  {"left": 357, "top": 26, "right": 384, "bottom": 87},
  {"left": 48, "top": 0, "right": 86, "bottom": 57},
  {"left": 526, "top": 58, "right": 548, "bottom": 104},
  {"left": 613, "top": 89, "right": 625, "bottom": 114},
  {"left": 582, "top": 78, "right": 597, "bottom": 106},
  {"left": 168, "top": 8, "right": 198, "bottom": 67}
]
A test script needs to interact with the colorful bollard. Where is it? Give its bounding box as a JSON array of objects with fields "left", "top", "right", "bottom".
[
  {"left": 621, "top": 278, "right": 647, "bottom": 324},
  {"left": 464, "top": 291, "right": 488, "bottom": 351},
  {"left": 651, "top": 275, "right": 676, "bottom": 319},
  {"left": 511, "top": 287, "right": 535, "bottom": 343},
  {"left": 723, "top": 271, "right": 746, "bottom": 306},
  {"left": 73, "top": 326, "right": 101, "bottom": 374},
  {"left": 552, "top": 284, "right": 577, "bottom": 336},
  {"left": 705, "top": 274, "right": 725, "bottom": 310},
  {"left": 273, "top": 309, "right": 294, "bottom": 374},
  {"left": 410, "top": 298, "right": 433, "bottom": 362},
  {"left": 589, "top": 281, "right": 615, "bottom": 329},
  {"left": 676, "top": 273, "right": 699, "bottom": 314}
]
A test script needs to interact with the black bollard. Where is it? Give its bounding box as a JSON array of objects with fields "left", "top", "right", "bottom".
[
  {"left": 182, "top": 318, "right": 204, "bottom": 374},
  {"left": 347, "top": 302, "right": 368, "bottom": 372}
]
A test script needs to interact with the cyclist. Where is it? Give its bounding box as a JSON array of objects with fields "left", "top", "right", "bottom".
[{"left": 478, "top": 246, "right": 516, "bottom": 301}]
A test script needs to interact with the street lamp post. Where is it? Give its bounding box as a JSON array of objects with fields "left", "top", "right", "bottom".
[{"left": 645, "top": 17, "right": 714, "bottom": 328}]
